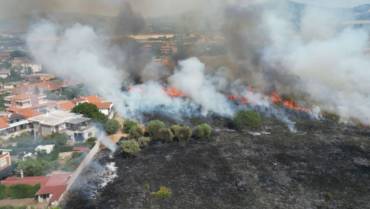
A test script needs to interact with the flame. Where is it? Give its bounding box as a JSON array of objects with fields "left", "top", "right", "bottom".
[{"left": 165, "top": 87, "right": 185, "bottom": 97}]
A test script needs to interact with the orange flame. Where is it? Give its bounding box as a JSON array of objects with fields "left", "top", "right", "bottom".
[{"left": 165, "top": 87, "right": 185, "bottom": 97}]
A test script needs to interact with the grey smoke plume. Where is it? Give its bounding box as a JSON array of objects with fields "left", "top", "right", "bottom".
[
  {"left": 24, "top": 0, "right": 370, "bottom": 126},
  {"left": 169, "top": 58, "right": 234, "bottom": 117},
  {"left": 227, "top": 1, "right": 370, "bottom": 124}
]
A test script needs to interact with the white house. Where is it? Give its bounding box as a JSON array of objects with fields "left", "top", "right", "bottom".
[{"left": 35, "top": 145, "right": 55, "bottom": 154}]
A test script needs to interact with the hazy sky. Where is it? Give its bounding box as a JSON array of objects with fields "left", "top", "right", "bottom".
[{"left": 0, "top": 0, "right": 369, "bottom": 19}]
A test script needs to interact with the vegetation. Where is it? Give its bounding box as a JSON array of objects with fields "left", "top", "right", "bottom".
[
  {"left": 157, "top": 128, "right": 174, "bottom": 143},
  {"left": 172, "top": 125, "right": 192, "bottom": 142},
  {"left": 122, "top": 119, "right": 139, "bottom": 133},
  {"left": 193, "top": 123, "right": 213, "bottom": 140},
  {"left": 233, "top": 110, "right": 262, "bottom": 130},
  {"left": 104, "top": 119, "right": 121, "bottom": 135},
  {"left": 137, "top": 137, "right": 151, "bottom": 147},
  {"left": 121, "top": 140, "right": 141, "bottom": 156},
  {"left": 129, "top": 126, "right": 144, "bottom": 139},
  {"left": 151, "top": 186, "right": 172, "bottom": 199},
  {"left": 85, "top": 137, "right": 97, "bottom": 148},
  {"left": 72, "top": 103, "right": 107, "bottom": 123},
  {"left": 0, "top": 93, "right": 9, "bottom": 111},
  {"left": 0, "top": 184, "right": 40, "bottom": 199},
  {"left": 16, "top": 159, "right": 50, "bottom": 176},
  {"left": 147, "top": 120, "right": 166, "bottom": 139}
]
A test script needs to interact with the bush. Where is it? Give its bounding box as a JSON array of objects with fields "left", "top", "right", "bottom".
[
  {"left": 233, "top": 110, "right": 262, "bottom": 130},
  {"left": 17, "top": 159, "right": 49, "bottom": 176},
  {"left": 121, "top": 140, "right": 141, "bottom": 156},
  {"left": 157, "top": 128, "right": 174, "bottom": 143},
  {"left": 147, "top": 120, "right": 166, "bottom": 138},
  {"left": 172, "top": 125, "right": 192, "bottom": 142},
  {"left": 123, "top": 119, "right": 139, "bottom": 133},
  {"left": 85, "top": 137, "right": 97, "bottom": 148},
  {"left": 129, "top": 126, "right": 144, "bottom": 139},
  {"left": 151, "top": 186, "right": 172, "bottom": 199},
  {"left": 72, "top": 103, "right": 107, "bottom": 123},
  {"left": 0, "top": 184, "right": 40, "bottom": 200},
  {"left": 193, "top": 123, "right": 213, "bottom": 140},
  {"left": 137, "top": 137, "right": 151, "bottom": 147},
  {"left": 104, "top": 119, "right": 121, "bottom": 135}
]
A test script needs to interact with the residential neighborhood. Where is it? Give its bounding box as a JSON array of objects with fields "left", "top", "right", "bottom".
[{"left": 0, "top": 44, "right": 117, "bottom": 208}]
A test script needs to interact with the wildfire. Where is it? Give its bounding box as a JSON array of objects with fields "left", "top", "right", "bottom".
[{"left": 165, "top": 87, "right": 185, "bottom": 97}]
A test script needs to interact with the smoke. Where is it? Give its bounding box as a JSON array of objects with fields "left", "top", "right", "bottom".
[
  {"left": 24, "top": 0, "right": 370, "bottom": 126},
  {"left": 169, "top": 58, "right": 234, "bottom": 117},
  {"left": 26, "top": 21, "right": 127, "bottom": 116}
]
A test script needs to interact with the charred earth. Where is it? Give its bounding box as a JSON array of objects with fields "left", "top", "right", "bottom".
[{"left": 64, "top": 118, "right": 370, "bottom": 209}]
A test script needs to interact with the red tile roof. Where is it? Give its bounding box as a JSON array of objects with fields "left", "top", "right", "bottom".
[
  {"left": 9, "top": 108, "right": 41, "bottom": 118},
  {"left": 77, "top": 96, "right": 113, "bottom": 110},
  {"left": 1, "top": 176, "right": 48, "bottom": 186},
  {"left": 1, "top": 172, "right": 71, "bottom": 203},
  {"left": 0, "top": 116, "right": 9, "bottom": 129},
  {"left": 73, "top": 146, "right": 90, "bottom": 153},
  {"left": 57, "top": 100, "right": 75, "bottom": 111}
]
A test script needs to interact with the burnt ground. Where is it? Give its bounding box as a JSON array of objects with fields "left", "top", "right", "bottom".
[{"left": 64, "top": 119, "right": 370, "bottom": 209}]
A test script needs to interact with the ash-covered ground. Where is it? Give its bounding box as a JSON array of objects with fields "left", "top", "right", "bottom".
[{"left": 63, "top": 118, "right": 370, "bottom": 209}]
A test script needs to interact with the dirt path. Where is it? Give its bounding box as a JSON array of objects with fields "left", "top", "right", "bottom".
[{"left": 0, "top": 198, "right": 48, "bottom": 208}]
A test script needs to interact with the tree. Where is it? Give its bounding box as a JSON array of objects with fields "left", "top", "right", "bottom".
[
  {"left": 129, "top": 125, "right": 144, "bottom": 139},
  {"left": 171, "top": 125, "right": 192, "bottom": 142},
  {"left": 147, "top": 120, "right": 166, "bottom": 139},
  {"left": 72, "top": 103, "right": 107, "bottom": 123},
  {"left": 233, "top": 110, "right": 262, "bottom": 130},
  {"left": 104, "top": 119, "right": 120, "bottom": 135},
  {"left": 123, "top": 119, "right": 139, "bottom": 133},
  {"left": 157, "top": 128, "right": 174, "bottom": 143},
  {"left": 137, "top": 137, "right": 151, "bottom": 147},
  {"left": 193, "top": 123, "right": 213, "bottom": 140},
  {"left": 121, "top": 140, "right": 141, "bottom": 156},
  {"left": 17, "top": 159, "right": 49, "bottom": 176}
]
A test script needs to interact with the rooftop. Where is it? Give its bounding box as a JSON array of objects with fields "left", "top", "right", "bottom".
[{"left": 28, "top": 110, "right": 89, "bottom": 126}]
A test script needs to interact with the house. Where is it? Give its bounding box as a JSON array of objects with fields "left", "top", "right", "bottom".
[
  {"left": 0, "top": 113, "right": 32, "bottom": 139},
  {"left": 29, "top": 110, "right": 96, "bottom": 143},
  {"left": 35, "top": 145, "right": 55, "bottom": 154},
  {"left": 0, "top": 68, "right": 10, "bottom": 79},
  {"left": 1, "top": 171, "right": 72, "bottom": 206},
  {"left": 0, "top": 150, "right": 13, "bottom": 179},
  {"left": 0, "top": 151, "right": 11, "bottom": 172},
  {"left": 75, "top": 95, "right": 114, "bottom": 117},
  {"left": 11, "top": 57, "right": 42, "bottom": 73}
]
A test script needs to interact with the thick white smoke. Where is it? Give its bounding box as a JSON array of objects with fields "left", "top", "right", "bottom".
[
  {"left": 27, "top": 21, "right": 127, "bottom": 115},
  {"left": 169, "top": 58, "right": 234, "bottom": 117},
  {"left": 260, "top": 3, "right": 370, "bottom": 124}
]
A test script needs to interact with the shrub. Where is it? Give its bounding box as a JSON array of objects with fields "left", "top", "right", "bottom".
[
  {"left": 147, "top": 120, "right": 166, "bottom": 138},
  {"left": 233, "top": 110, "right": 262, "bottom": 130},
  {"left": 172, "top": 125, "right": 192, "bottom": 142},
  {"left": 85, "top": 137, "right": 97, "bottom": 148},
  {"left": 193, "top": 123, "right": 213, "bottom": 140},
  {"left": 0, "top": 184, "right": 40, "bottom": 200},
  {"left": 17, "top": 159, "right": 49, "bottom": 176},
  {"left": 121, "top": 140, "right": 141, "bottom": 156},
  {"left": 151, "top": 186, "right": 172, "bottom": 199},
  {"left": 157, "top": 128, "right": 174, "bottom": 142},
  {"left": 72, "top": 103, "right": 107, "bottom": 123},
  {"left": 137, "top": 137, "right": 151, "bottom": 147},
  {"left": 129, "top": 126, "right": 144, "bottom": 139},
  {"left": 104, "top": 119, "right": 121, "bottom": 135},
  {"left": 123, "top": 119, "right": 139, "bottom": 133}
]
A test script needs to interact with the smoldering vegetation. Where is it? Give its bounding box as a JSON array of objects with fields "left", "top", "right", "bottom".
[{"left": 63, "top": 117, "right": 370, "bottom": 209}]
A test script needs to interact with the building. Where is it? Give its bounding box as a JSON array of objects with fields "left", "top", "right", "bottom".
[
  {"left": 0, "top": 68, "right": 10, "bottom": 79},
  {"left": 0, "top": 113, "right": 32, "bottom": 139},
  {"left": 0, "top": 151, "right": 11, "bottom": 172},
  {"left": 1, "top": 171, "right": 72, "bottom": 206},
  {"left": 11, "top": 57, "right": 42, "bottom": 73},
  {"left": 35, "top": 145, "right": 55, "bottom": 154},
  {"left": 29, "top": 110, "right": 96, "bottom": 143}
]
